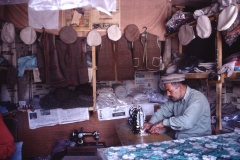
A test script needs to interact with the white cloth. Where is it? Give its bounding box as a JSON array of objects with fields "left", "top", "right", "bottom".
[
  {"left": 218, "top": 61, "right": 236, "bottom": 77},
  {"left": 28, "top": 6, "right": 59, "bottom": 29}
]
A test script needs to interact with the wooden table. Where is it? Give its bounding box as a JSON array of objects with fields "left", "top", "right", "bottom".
[
  {"left": 114, "top": 121, "right": 173, "bottom": 146},
  {"left": 97, "top": 121, "right": 173, "bottom": 160}
]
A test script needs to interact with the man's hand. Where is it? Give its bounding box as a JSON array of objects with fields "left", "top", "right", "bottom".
[
  {"left": 143, "top": 122, "right": 153, "bottom": 131},
  {"left": 150, "top": 122, "right": 164, "bottom": 133}
]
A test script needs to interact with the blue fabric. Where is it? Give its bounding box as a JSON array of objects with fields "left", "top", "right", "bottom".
[
  {"left": 18, "top": 55, "right": 37, "bottom": 77},
  {"left": 104, "top": 132, "right": 240, "bottom": 160},
  {"left": 10, "top": 141, "right": 23, "bottom": 160}
]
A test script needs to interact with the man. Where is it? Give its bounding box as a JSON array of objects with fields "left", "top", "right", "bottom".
[{"left": 143, "top": 73, "right": 212, "bottom": 139}]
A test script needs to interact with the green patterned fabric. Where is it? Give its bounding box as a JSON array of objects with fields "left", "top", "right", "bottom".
[{"left": 104, "top": 132, "right": 240, "bottom": 160}]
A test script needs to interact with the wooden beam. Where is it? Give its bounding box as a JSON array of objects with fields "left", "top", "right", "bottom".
[
  {"left": 171, "top": 0, "right": 211, "bottom": 8},
  {"left": 92, "top": 47, "right": 97, "bottom": 111},
  {"left": 216, "top": 30, "right": 222, "bottom": 131}
]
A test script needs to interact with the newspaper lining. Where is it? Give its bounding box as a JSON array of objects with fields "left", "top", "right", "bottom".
[{"left": 28, "top": 108, "right": 89, "bottom": 129}]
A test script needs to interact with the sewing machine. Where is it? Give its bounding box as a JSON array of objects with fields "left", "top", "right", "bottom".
[
  {"left": 68, "top": 127, "right": 106, "bottom": 156},
  {"left": 70, "top": 127, "right": 101, "bottom": 146},
  {"left": 128, "top": 104, "right": 146, "bottom": 135}
]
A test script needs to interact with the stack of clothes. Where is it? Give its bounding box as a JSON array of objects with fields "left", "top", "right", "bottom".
[{"left": 194, "top": 62, "right": 216, "bottom": 73}]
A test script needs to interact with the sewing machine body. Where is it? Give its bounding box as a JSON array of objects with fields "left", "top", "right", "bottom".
[{"left": 128, "top": 105, "right": 146, "bottom": 135}]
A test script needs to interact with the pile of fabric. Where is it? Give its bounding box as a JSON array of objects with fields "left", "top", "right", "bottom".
[{"left": 218, "top": 52, "right": 240, "bottom": 77}]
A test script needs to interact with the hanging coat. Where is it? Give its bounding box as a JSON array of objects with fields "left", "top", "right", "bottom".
[
  {"left": 97, "top": 35, "right": 134, "bottom": 81},
  {"left": 133, "top": 33, "right": 161, "bottom": 71}
]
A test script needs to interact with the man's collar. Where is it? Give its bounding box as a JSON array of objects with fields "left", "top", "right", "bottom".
[{"left": 181, "top": 86, "right": 190, "bottom": 102}]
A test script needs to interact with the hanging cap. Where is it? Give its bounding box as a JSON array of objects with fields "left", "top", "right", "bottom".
[
  {"left": 124, "top": 24, "right": 140, "bottom": 42},
  {"left": 217, "top": 5, "right": 238, "bottom": 31},
  {"left": 178, "top": 24, "right": 195, "bottom": 45},
  {"left": 1, "top": 22, "right": 15, "bottom": 44},
  {"left": 107, "top": 25, "right": 122, "bottom": 41},
  {"left": 20, "top": 26, "right": 37, "bottom": 45},
  {"left": 161, "top": 74, "right": 185, "bottom": 84},
  {"left": 87, "top": 30, "right": 102, "bottom": 46},
  {"left": 59, "top": 26, "right": 78, "bottom": 44},
  {"left": 196, "top": 15, "right": 212, "bottom": 39}
]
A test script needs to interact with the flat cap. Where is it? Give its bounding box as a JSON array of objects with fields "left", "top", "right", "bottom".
[
  {"left": 20, "top": 26, "right": 37, "bottom": 45},
  {"left": 161, "top": 74, "right": 185, "bottom": 84},
  {"left": 217, "top": 5, "right": 238, "bottom": 31},
  {"left": 178, "top": 24, "right": 195, "bottom": 45},
  {"left": 87, "top": 29, "right": 102, "bottom": 46},
  {"left": 1, "top": 22, "right": 15, "bottom": 44},
  {"left": 107, "top": 25, "right": 122, "bottom": 41},
  {"left": 124, "top": 24, "right": 140, "bottom": 42},
  {"left": 59, "top": 26, "right": 78, "bottom": 44},
  {"left": 196, "top": 15, "right": 212, "bottom": 39}
]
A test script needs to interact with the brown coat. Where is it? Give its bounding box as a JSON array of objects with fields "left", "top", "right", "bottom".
[
  {"left": 55, "top": 38, "right": 89, "bottom": 87},
  {"left": 133, "top": 33, "right": 161, "bottom": 71},
  {"left": 97, "top": 35, "right": 134, "bottom": 81},
  {"left": 37, "top": 32, "right": 65, "bottom": 84}
]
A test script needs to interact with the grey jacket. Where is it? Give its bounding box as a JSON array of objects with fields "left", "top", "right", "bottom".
[{"left": 149, "top": 86, "right": 211, "bottom": 139}]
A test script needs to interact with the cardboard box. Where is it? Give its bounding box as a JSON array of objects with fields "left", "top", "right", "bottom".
[{"left": 97, "top": 106, "right": 130, "bottom": 121}]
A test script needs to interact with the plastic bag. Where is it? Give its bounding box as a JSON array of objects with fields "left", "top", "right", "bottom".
[
  {"left": 28, "top": 0, "right": 116, "bottom": 16},
  {"left": 165, "top": 11, "right": 194, "bottom": 34}
]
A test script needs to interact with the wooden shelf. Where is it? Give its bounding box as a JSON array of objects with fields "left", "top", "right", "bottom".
[
  {"left": 221, "top": 71, "right": 240, "bottom": 82},
  {"left": 185, "top": 72, "right": 210, "bottom": 79}
]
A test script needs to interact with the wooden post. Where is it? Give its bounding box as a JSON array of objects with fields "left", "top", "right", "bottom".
[
  {"left": 92, "top": 46, "right": 97, "bottom": 111},
  {"left": 216, "top": 30, "right": 222, "bottom": 131}
]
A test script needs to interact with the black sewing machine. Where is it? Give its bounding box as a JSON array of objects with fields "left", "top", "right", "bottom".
[
  {"left": 128, "top": 105, "right": 146, "bottom": 135},
  {"left": 70, "top": 127, "right": 102, "bottom": 146}
]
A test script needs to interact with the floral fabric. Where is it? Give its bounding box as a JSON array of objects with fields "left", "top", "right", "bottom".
[{"left": 104, "top": 132, "right": 240, "bottom": 160}]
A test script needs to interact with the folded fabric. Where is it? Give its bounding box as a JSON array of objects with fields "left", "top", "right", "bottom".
[
  {"left": 97, "top": 87, "right": 114, "bottom": 94},
  {"left": 132, "top": 93, "right": 149, "bottom": 104},
  {"left": 218, "top": 61, "right": 236, "bottom": 77},
  {"left": 18, "top": 55, "right": 37, "bottom": 77}
]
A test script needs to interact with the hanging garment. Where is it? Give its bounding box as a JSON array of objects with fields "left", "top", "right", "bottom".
[
  {"left": 37, "top": 32, "right": 89, "bottom": 87},
  {"left": 133, "top": 33, "right": 161, "bottom": 71},
  {"left": 55, "top": 38, "right": 89, "bottom": 87},
  {"left": 97, "top": 35, "right": 134, "bottom": 81},
  {"left": 37, "top": 32, "right": 65, "bottom": 84}
]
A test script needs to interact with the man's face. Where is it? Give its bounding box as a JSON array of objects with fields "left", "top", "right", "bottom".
[{"left": 164, "top": 83, "right": 181, "bottom": 101}]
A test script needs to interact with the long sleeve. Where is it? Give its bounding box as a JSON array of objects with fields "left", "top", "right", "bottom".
[
  {"left": 149, "top": 101, "right": 174, "bottom": 124},
  {"left": 149, "top": 86, "right": 211, "bottom": 139},
  {"left": 163, "top": 91, "right": 209, "bottom": 131}
]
